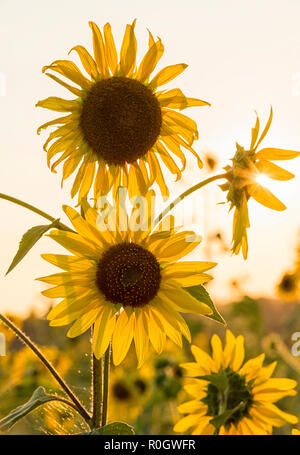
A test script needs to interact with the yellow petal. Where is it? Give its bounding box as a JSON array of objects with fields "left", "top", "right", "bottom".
[
  {"left": 210, "top": 334, "right": 223, "bottom": 370},
  {"left": 250, "top": 113, "right": 260, "bottom": 150},
  {"left": 144, "top": 306, "right": 166, "bottom": 354},
  {"left": 256, "top": 160, "right": 295, "bottom": 180},
  {"left": 36, "top": 97, "right": 80, "bottom": 113},
  {"left": 177, "top": 400, "right": 205, "bottom": 414},
  {"left": 93, "top": 304, "right": 116, "bottom": 359},
  {"left": 103, "top": 23, "right": 118, "bottom": 75},
  {"left": 254, "top": 106, "right": 273, "bottom": 150},
  {"left": 150, "top": 299, "right": 182, "bottom": 347},
  {"left": 41, "top": 253, "right": 92, "bottom": 272},
  {"left": 43, "top": 73, "right": 82, "bottom": 97},
  {"left": 256, "top": 148, "right": 300, "bottom": 161},
  {"left": 67, "top": 307, "right": 101, "bottom": 337},
  {"left": 231, "top": 335, "right": 245, "bottom": 370},
  {"left": 149, "top": 63, "right": 188, "bottom": 90},
  {"left": 134, "top": 309, "right": 149, "bottom": 368},
  {"left": 88, "top": 22, "right": 109, "bottom": 77},
  {"left": 47, "top": 230, "right": 98, "bottom": 258},
  {"left": 247, "top": 183, "right": 286, "bottom": 211},
  {"left": 69, "top": 45, "right": 98, "bottom": 80},
  {"left": 119, "top": 19, "right": 137, "bottom": 77},
  {"left": 159, "top": 282, "right": 212, "bottom": 316},
  {"left": 191, "top": 344, "right": 217, "bottom": 373},
  {"left": 112, "top": 309, "right": 135, "bottom": 365},
  {"left": 136, "top": 39, "right": 162, "bottom": 83},
  {"left": 42, "top": 60, "right": 91, "bottom": 89}
]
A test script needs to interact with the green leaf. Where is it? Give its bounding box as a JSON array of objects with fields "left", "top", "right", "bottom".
[
  {"left": 84, "top": 422, "right": 136, "bottom": 435},
  {"left": 0, "top": 387, "right": 60, "bottom": 431},
  {"left": 184, "top": 285, "right": 225, "bottom": 324},
  {"left": 196, "top": 372, "right": 228, "bottom": 391},
  {"left": 6, "top": 219, "right": 60, "bottom": 275},
  {"left": 210, "top": 401, "right": 246, "bottom": 431}
]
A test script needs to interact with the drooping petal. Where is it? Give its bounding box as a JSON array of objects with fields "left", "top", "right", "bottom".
[
  {"left": 112, "top": 308, "right": 135, "bottom": 365},
  {"left": 247, "top": 183, "right": 286, "bottom": 211},
  {"left": 93, "top": 303, "right": 116, "bottom": 359}
]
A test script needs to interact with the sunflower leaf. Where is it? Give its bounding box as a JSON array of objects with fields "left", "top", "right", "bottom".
[
  {"left": 0, "top": 387, "right": 59, "bottom": 431},
  {"left": 83, "top": 422, "right": 136, "bottom": 435},
  {"left": 184, "top": 285, "right": 225, "bottom": 325},
  {"left": 6, "top": 219, "right": 60, "bottom": 275}
]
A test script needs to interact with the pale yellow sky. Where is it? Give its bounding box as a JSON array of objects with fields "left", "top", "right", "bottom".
[{"left": 1, "top": 0, "right": 300, "bottom": 315}]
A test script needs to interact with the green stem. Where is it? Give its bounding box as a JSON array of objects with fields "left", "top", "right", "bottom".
[
  {"left": 92, "top": 352, "right": 103, "bottom": 428},
  {"left": 0, "top": 313, "right": 91, "bottom": 424},
  {"left": 101, "top": 343, "right": 111, "bottom": 427},
  {"left": 0, "top": 193, "right": 74, "bottom": 233},
  {"left": 153, "top": 173, "right": 227, "bottom": 229}
]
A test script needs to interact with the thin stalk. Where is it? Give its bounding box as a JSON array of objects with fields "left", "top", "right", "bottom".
[
  {"left": 101, "top": 344, "right": 111, "bottom": 427},
  {"left": 92, "top": 353, "right": 103, "bottom": 428},
  {"left": 0, "top": 313, "right": 91, "bottom": 424},
  {"left": 0, "top": 193, "right": 74, "bottom": 232},
  {"left": 153, "top": 173, "right": 227, "bottom": 229}
]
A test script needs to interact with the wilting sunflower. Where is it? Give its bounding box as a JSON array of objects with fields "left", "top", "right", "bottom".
[
  {"left": 220, "top": 108, "right": 300, "bottom": 259},
  {"left": 36, "top": 20, "right": 209, "bottom": 202},
  {"left": 37, "top": 194, "right": 216, "bottom": 366},
  {"left": 276, "top": 272, "right": 299, "bottom": 302},
  {"left": 174, "top": 330, "right": 298, "bottom": 435}
]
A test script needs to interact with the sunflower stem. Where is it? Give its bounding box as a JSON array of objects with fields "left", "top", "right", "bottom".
[
  {"left": 0, "top": 313, "right": 91, "bottom": 424},
  {"left": 101, "top": 343, "right": 111, "bottom": 427},
  {"left": 91, "top": 350, "right": 103, "bottom": 428},
  {"left": 0, "top": 193, "right": 75, "bottom": 232},
  {"left": 153, "top": 173, "right": 227, "bottom": 229}
]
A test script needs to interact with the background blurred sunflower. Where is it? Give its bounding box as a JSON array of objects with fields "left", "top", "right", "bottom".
[
  {"left": 37, "top": 193, "right": 216, "bottom": 367},
  {"left": 36, "top": 20, "right": 210, "bottom": 202},
  {"left": 220, "top": 108, "right": 300, "bottom": 259},
  {"left": 174, "top": 330, "right": 298, "bottom": 435},
  {"left": 276, "top": 272, "right": 299, "bottom": 302}
]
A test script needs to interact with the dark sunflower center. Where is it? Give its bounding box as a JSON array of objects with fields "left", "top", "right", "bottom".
[
  {"left": 96, "top": 242, "right": 161, "bottom": 307},
  {"left": 280, "top": 274, "right": 295, "bottom": 292},
  {"left": 112, "top": 381, "right": 132, "bottom": 401},
  {"left": 80, "top": 77, "right": 162, "bottom": 165},
  {"left": 202, "top": 368, "right": 253, "bottom": 428}
]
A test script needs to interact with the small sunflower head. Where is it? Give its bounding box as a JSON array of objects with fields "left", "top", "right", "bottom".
[
  {"left": 277, "top": 272, "right": 299, "bottom": 302},
  {"left": 221, "top": 107, "right": 300, "bottom": 260},
  {"left": 201, "top": 368, "right": 253, "bottom": 430},
  {"left": 174, "top": 330, "right": 298, "bottom": 435}
]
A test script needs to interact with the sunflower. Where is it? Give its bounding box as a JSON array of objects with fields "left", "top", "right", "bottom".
[
  {"left": 220, "top": 108, "right": 300, "bottom": 259},
  {"left": 276, "top": 271, "right": 299, "bottom": 302},
  {"left": 174, "top": 330, "right": 298, "bottom": 435},
  {"left": 292, "top": 429, "right": 300, "bottom": 435},
  {"left": 36, "top": 20, "right": 209, "bottom": 203},
  {"left": 37, "top": 194, "right": 216, "bottom": 366}
]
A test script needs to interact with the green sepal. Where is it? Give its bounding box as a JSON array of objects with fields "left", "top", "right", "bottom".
[
  {"left": 209, "top": 401, "right": 246, "bottom": 431},
  {"left": 196, "top": 371, "right": 228, "bottom": 391}
]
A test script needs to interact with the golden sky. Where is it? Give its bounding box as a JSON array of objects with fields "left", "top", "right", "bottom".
[{"left": 1, "top": 0, "right": 300, "bottom": 315}]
